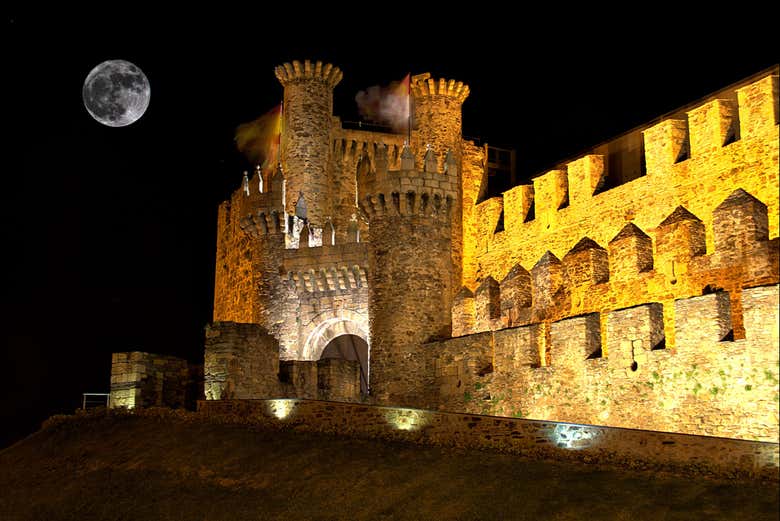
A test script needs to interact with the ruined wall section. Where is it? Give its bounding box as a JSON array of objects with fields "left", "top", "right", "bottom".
[
  {"left": 110, "top": 352, "right": 189, "bottom": 409},
  {"left": 462, "top": 72, "right": 778, "bottom": 348},
  {"left": 204, "top": 322, "right": 281, "bottom": 400},
  {"left": 430, "top": 284, "right": 779, "bottom": 442},
  {"left": 359, "top": 146, "right": 458, "bottom": 407},
  {"left": 203, "top": 322, "right": 362, "bottom": 403}
]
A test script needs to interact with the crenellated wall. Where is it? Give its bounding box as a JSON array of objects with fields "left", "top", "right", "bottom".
[
  {"left": 428, "top": 284, "right": 779, "bottom": 442},
  {"left": 463, "top": 71, "right": 778, "bottom": 347}
]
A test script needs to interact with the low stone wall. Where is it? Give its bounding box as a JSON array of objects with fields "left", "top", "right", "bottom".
[
  {"left": 110, "top": 352, "right": 189, "bottom": 409},
  {"left": 198, "top": 398, "right": 779, "bottom": 482},
  {"left": 205, "top": 321, "right": 362, "bottom": 403}
]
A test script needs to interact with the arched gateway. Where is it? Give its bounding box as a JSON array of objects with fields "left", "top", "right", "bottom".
[{"left": 301, "top": 309, "right": 369, "bottom": 392}]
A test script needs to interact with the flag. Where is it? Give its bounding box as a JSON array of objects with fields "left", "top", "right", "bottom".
[
  {"left": 235, "top": 104, "right": 282, "bottom": 174},
  {"left": 355, "top": 74, "right": 411, "bottom": 134}
]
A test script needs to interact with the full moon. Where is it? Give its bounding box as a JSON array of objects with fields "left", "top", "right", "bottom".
[{"left": 83, "top": 59, "right": 150, "bottom": 127}]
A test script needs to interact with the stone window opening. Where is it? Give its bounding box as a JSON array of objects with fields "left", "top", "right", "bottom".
[
  {"left": 629, "top": 339, "right": 640, "bottom": 371},
  {"left": 723, "top": 93, "right": 742, "bottom": 147},
  {"left": 295, "top": 192, "right": 308, "bottom": 220}
]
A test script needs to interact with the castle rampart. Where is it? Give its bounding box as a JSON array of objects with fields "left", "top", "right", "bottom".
[
  {"left": 427, "top": 284, "right": 779, "bottom": 441},
  {"left": 461, "top": 72, "right": 778, "bottom": 345}
]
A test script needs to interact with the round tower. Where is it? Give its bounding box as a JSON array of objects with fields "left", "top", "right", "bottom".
[
  {"left": 411, "top": 74, "right": 470, "bottom": 168},
  {"left": 359, "top": 146, "right": 459, "bottom": 407},
  {"left": 411, "top": 74, "right": 470, "bottom": 294},
  {"left": 275, "top": 60, "right": 343, "bottom": 228}
]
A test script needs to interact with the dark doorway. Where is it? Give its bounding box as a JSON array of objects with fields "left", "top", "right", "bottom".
[{"left": 319, "top": 334, "right": 369, "bottom": 394}]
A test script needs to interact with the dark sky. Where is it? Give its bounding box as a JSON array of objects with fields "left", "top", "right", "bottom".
[{"left": 2, "top": 11, "right": 776, "bottom": 447}]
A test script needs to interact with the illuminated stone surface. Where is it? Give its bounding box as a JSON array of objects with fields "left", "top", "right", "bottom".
[{"left": 116, "top": 63, "right": 779, "bottom": 444}]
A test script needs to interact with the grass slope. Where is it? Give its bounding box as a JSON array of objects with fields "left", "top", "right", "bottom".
[{"left": 0, "top": 409, "right": 777, "bottom": 521}]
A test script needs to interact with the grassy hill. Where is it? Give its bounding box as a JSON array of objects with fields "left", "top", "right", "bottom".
[{"left": 0, "top": 408, "right": 777, "bottom": 521}]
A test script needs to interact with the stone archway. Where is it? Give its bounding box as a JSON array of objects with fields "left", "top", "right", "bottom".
[
  {"left": 320, "top": 334, "right": 369, "bottom": 394},
  {"left": 301, "top": 309, "right": 369, "bottom": 360},
  {"left": 301, "top": 310, "right": 370, "bottom": 393}
]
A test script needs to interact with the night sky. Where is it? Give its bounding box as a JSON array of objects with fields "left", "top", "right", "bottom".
[{"left": 2, "top": 12, "right": 776, "bottom": 448}]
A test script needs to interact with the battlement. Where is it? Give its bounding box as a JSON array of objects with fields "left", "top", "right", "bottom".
[
  {"left": 282, "top": 241, "right": 368, "bottom": 295},
  {"left": 471, "top": 71, "right": 778, "bottom": 247},
  {"left": 429, "top": 284, "right": 779, "bottom": 441},
  {"left": 457, "top": 188, "right": 778, "bottom": 340},
  {"left": 411, "top": 74, "right": 470, "bottom": 103},
  {"left": 274, "top": 59, "right": 343, "bottom": 88},
  {"left": 468, "top": 71, "right": 778, "bottom": 320},
  {"left": 357, "top": 145, "right": 459, "bottom": 222},
  {"left": 332, "top": 130, "right": 407, "bottom": 170}
]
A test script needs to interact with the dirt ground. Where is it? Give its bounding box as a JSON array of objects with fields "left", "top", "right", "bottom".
[{"left": 0, "top": 410, "right": 777, "bottom": 521}]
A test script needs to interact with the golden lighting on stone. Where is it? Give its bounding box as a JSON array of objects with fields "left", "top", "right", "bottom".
[
  {"left": 550, "top": 424, "right": 601, "bottom": 450},
  {"left": 383, "top": 407, "right": 430, "bottom": 431},
  {"left": 268, "top": 399, "right": 296, "bottom": 420}
]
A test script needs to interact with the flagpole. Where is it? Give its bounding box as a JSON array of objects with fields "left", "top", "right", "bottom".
[
  {"left": 406, "top": 73, "right": 411, "bottom": 146},
  {"left": 279, "top": 100, "right": 284, "bottom": 171}
]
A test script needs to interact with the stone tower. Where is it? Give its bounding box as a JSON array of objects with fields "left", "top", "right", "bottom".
[
  {"left": 359, "top": 145, "right": 460, "bottom": 407},
  {"left": 275, "top": 60, "right": 343, "bottom": 230},
  {"left": 411, "top": 75, "right": 469, "bottom": 165},
  {"left": 411, "top": 75, "right": 470, "bottom": 291}
]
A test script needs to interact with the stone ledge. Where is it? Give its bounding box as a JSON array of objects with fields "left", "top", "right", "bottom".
[{"left": 198, "top": 398, "right": 779, "bottom": 483}]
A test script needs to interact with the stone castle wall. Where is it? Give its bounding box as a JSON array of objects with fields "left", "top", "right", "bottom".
[
  {"left": 429, "top": 284, "right": 780, "bottom": 441},
  {"left": 462, "top": 73, "right": 779, "bottom": 347},
  {"left": 203, "top": 321, "right": 361, "bottom": 403}
]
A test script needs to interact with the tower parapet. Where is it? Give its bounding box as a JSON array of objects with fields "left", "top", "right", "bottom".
[
  {"left": 275, "top": 59, "right": 342, "bottom": 228},
  {"left": 411, "top": 74, "right": 468, "bottom": 174}
]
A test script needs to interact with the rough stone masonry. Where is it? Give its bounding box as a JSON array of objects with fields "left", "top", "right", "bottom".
[{"left": 111, "top": 61, "right": 779, "bottom": 443}]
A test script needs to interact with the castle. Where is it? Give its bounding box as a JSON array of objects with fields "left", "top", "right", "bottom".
[{"left": 110, "top": 61, "right": 779, "bottom": 443}]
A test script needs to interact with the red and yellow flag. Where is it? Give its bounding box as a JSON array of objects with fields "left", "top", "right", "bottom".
[{"left": 235, "top": 104, "right": 282, "bottom": 174}]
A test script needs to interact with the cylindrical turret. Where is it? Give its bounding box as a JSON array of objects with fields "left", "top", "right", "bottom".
[
  {"left": 411, "top": 74, "right": 470, "bottom": 294},
  {"left": 360, "top": 145, "right": 458, "bottom": 408},
  {"left": 275, "top": 60, "right": 343, "bottom": 228},
  {"left": 411, "top": 75, "right": 469, "bottom": 169}
]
